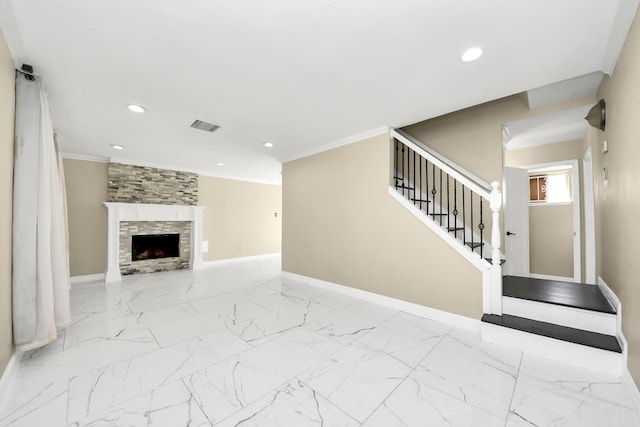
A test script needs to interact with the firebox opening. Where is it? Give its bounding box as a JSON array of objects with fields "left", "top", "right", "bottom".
[{"left": 132, "top": 234, "right": 180, "bottom": 261}]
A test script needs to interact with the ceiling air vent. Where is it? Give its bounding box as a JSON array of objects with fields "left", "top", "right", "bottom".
[{"left": 190, "top": 119, "right": 220, "bottom": 133}]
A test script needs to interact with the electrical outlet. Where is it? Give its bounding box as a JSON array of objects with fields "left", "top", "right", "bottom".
[{"left": 602, "top": 139, "right": 608, "bottom": 153}]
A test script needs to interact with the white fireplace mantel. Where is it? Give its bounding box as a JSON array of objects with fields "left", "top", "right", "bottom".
[{"left": 104, "top": 202, "right": 206, "bottom": 283}]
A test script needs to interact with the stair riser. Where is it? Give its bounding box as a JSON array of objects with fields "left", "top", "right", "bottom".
[
  {"left": 503, "top": 296, "right": 617, "bottom": 335},
  {"left": 482, "top": 323, "right": 626, "bottom": 377},
  {"left": 481, "top": 322, "right": 623, "bottom": 376}
]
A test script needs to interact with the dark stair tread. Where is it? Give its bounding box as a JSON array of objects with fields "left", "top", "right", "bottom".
[
  {"left": 503, "top": 275, "right": 616, "bottom": 314},
  {"left": 448, "top": 227, "right": 464, "bottom": 231},
  {"left": 410, "top": 198, "right": 431, "bottom": 203},
  {"left": 465, "top": 242, "right": 484, "bottom": 249},
  {"left": 394, "top": 184, "right": 414, "bottom": 190},
  {"left": 481, "top": 314, "right": 622, "bottom": 353},
  {"left": 484, "top": 258, "right": 506, "bottom": 265},
  {"left": 428, "top": 213, "right": 447, "bottom": 216}
]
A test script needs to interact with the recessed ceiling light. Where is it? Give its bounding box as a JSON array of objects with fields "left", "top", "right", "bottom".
[
  {"left": 110, "top": 144, "right": 125, "bottom": 150},
  {"left": 126, "top": 104, "right": 146, "bottom": 113},
  {"left": 217, "top": 162, "right": 225, "bottom": 166},
  {"left": 461, "top": 47, "right": 483, "bottom": 62},
  {"left": 263, "top": 142, "right": 274, "bottom": 148}
]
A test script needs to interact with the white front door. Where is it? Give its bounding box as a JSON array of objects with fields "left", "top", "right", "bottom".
[{"left": 504, "top": 167, "right": 530, "bottom": 276}]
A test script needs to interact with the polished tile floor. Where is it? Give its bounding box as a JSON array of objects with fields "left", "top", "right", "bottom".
[{"left": 0, "top": 256, "right": 639, "bottom": 426}]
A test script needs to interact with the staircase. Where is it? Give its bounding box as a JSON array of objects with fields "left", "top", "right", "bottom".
[
  {"left": 389, "top": 128, "right": 625, "bottom": 376},
  {"left": 391, "top": 129, "right": 499, "bottom": 263},
  {"left": 482, "top": 275, "right": 623, "bottom": 375},
  {"left": 389, "top": 128, "right": 503, "bottom": 315}
]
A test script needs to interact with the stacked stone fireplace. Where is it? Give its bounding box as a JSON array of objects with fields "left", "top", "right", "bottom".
[
  {"left": 120, "top": 221, "right": 191, "bottom": 275},
  {"left": 104, "top": 163, "right": 205, "bottom": 283}
]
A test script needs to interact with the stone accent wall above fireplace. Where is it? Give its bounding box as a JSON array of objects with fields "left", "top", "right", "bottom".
[
  {"left": 108, "top": 162, "right": 198, "bottom": 205},
  {"left": 104, "top": 162, "right": 203, "bottom": 282}
]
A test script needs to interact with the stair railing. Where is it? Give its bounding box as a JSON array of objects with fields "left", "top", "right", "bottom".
[{"left": 390, "top": 128, "right": 503, "bottom": 314}]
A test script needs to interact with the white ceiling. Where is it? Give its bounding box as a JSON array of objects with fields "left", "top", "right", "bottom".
[
  {"left": 0, "top": 0, "right": 638, "bottom": 184},
  {"left": 504, "top": 104, "right": 593, "bottom": 151},
  {"left": 525, "top": 72, "right": 605, "bottom": 111}
]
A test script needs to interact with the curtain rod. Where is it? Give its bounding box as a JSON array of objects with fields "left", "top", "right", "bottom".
[{"left": 16, "top": 63, "right": 36, "bottom": 81}]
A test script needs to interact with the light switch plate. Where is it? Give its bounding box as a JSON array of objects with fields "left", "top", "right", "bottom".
[
  {"left": 603, "top": 139, "right": 608, "bottom": 153},
  {"left": 201, "top": 241, "right": 209, "bottom": 253}
]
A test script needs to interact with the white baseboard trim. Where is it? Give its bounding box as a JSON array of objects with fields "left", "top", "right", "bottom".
[
  {"left": 71, "top": 254, "right": 281, "bottom": 285},
  {"left": 0, "top": 351, "right": 22, "bottom": 404},
  {"left": 281, "top": 271, "right": 481, "bottom": 333},
  {"left": 623, "top": 368, "right": 640, "bottom": 416},
  {"left": 70, "top": 273, "right": 105, "bottom": 285},
  {"left": 597, "top": 277, "right": 628, "bottom": 373},
  {"left": 598, "top": 277, "right": 622, "bottom": 330},
  {"left": 481, "top": 321, "right": 623, "bottom": 376},
  {"left": 200, "top": 253, "right": 281, "bottom": 269},
  {"left": 529, "top": 273, "right": 575, "bottom": 282}
]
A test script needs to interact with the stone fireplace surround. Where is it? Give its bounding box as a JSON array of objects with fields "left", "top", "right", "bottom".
[
  {"left": 120, "top": 221, "right": 191, "bottom": 276},
  {"left": 104, "top": 202, "right": 205, "bottom": 283}
]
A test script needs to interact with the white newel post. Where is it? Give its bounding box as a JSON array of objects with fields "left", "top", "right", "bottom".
[{"left": 489, "top": 181, "right": 503, "bottom": 315}]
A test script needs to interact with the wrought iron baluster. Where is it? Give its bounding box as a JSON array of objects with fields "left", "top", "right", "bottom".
[
  {"left": 479, "top": 198, "right": 485, "bottom": 259},
  {"left": 394, "top": 139, "right": 399, "bottom": 186},
  {"left": 425, "top": 159, "right": 429, "bottom": 212},
  {"left": 453, "top": 179, "right": 459, "bottom": 238},
  {"left": 462, "top": 187, "right": 466, "bottom": 244},
  {"left": 401, "top": 145, "right": 406, "bottom": 196},
  {"left": 412, "top": 149, "right": 416, "bottom": 203},
  {"left": 439, "top": 169, "right": 443, "bottom": 226},
  {"left": 419, "top": 153, "right": 423, "bottom": 210},
  {"left": 431, "top": 163, "right": 437, "bottom": 220},
  {"left": 446, "top": 174, "right": 450, "bottom": 230},
  {"left": 470, "top": 192, "right": 474, "bottom": 250}
]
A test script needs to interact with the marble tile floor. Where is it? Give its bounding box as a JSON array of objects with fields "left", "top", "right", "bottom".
[{"left": 0, "top": 256, "right": 639, "bottom": 426}]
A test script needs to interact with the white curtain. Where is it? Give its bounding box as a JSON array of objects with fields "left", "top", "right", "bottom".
[{"left": 12, "top": 73, "right": 70, "bottom": 352}]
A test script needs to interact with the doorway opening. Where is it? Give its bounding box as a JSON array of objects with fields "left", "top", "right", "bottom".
[{"left": 504, "top": 156, "right": 582, "bottom": 282}]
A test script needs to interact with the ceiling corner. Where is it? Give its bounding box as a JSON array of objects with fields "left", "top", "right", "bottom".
[
  {"left": 525, "top": 72, "right": 603, "bottom": 110},
  {"left": 600, "top": 0, "right": 640, "bottom": 75},
  {"left": 0, "top": 0, "right": 25, "bottom": 66}
]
